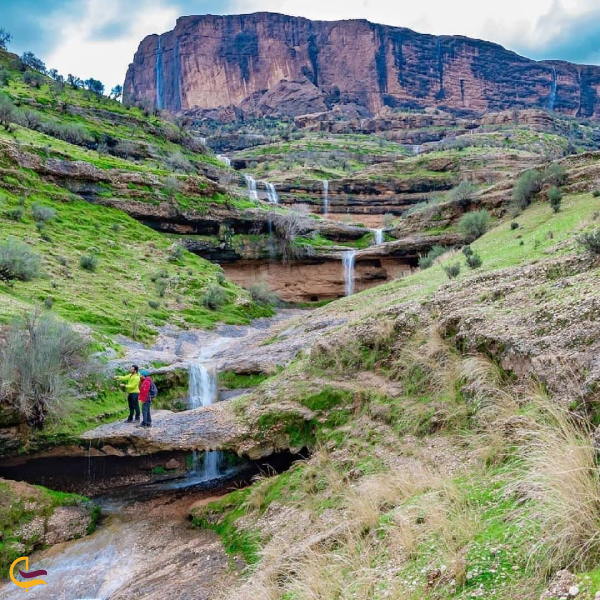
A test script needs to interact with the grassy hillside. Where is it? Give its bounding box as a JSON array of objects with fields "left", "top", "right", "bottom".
[{"left": 194, "top": 189, "right": 600, "bottom": 600}]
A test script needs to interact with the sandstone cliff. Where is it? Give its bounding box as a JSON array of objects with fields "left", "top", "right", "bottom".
[{"left": 124, "top": 12, "right": 600, "bottom": 118}]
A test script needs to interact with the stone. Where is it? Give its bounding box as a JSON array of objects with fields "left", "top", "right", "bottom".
[
  {"left": 125, "top": 13, "right": 600, "bottom": 119},
  {"left": 540, "top": 570, "right": 576, "bottom": 600},
  {"left": 165, "top": 458, "right": 181, "bottom": 470}
]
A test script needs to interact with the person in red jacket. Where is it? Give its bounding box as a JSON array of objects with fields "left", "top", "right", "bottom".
[{"left": 138, "top": 370, "right": 153, "bottom": 428}]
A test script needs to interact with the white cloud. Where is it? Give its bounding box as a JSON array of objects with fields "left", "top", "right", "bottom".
[{"left": 43, "top": 0, "right": 180, "bottom": 91}]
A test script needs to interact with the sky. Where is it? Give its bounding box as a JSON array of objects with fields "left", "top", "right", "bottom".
[{"left": 2, "top": 0, "right": 600, "bottom": 92}]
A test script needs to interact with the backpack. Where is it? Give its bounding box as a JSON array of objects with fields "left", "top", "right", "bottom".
[{"left": 149, "top": 380, "right": 158, "bottom": 399}]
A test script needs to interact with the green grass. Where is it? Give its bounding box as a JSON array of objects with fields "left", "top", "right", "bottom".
[{"left": 218, "top": 371, "right": 271, "bottom": 389}]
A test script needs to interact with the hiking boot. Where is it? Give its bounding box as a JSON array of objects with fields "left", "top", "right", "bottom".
[
  {"left": 136, "top": 423, "right": 147, "bottom": 428},
  {"left": 134, "top": 417, "right": 140, "bottom": 422},
  {"left": 125, "top": 418, "right": 133, "bottom": 423}
]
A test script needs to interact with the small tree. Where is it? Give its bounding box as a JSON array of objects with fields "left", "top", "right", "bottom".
[
  {"left": 67, "top": 74, "right": 82, "bottom": 89},
  {"left": 0, "top": 92, "right": 15, "bottom": 130},
  {"left": 513, "top": 169, "right": 542, "bottom": 211},
  {"left": 448, "top": 180, "right": 476, "bottom": 209},
  {"left": 273, "top": 210, "right": 310, "bottom": 263},
  {"left": 20, "top": 51, "right": 46, "bottom": 73},
  {"left": 0, "top": 238, "right": 42, "bottom": 284},
  {"left": 544, "top": 163, "right": 567, "bottom": 186},
  {"left": 548, "top": 186, "right": 562, "bottom": 213},
  {"left": 110, "top": 85, "right": 123, "bottom": 101},
  {"left": 0, "top": 28, "right": 12, "bottom": 50},
  {"left": 459, "top": 209, "right": 491, "bottom": 242},
  {"left": 84, "top": 78, "right": 105, "bottom": 95}
]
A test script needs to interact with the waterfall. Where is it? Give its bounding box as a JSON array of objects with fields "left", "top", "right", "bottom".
[
  {"left": 412, "top": 145, "right": 422, "bottom": 156},
  {"left": 244, "top": 174, "right": 258, "bottom": 200},
  {"left": 199, "top": 136, "right": 207, "bottom": 146},
  {"left": 155, "top": 36, "right": 164, "bottom": 110},
  {"left": 263, "top": 181, "right": 279, "bottom": 204},
  {"left": 373, "top": 229, "right": 384, "bottom": 245},
  {"left": 217, "top": 154, "right": 231, "bottom": 167},
  {"left": 342, "top": 250, "right": 356, "bottom": 296},
  {"left": 322, "top": 180, "right": 329, "bottom": 214},
  {"left": 547, "top": 67, "right": 557, "bottom": 112},
  {"left": 188, "top": 363, "right": 222, "bottom": 480}
]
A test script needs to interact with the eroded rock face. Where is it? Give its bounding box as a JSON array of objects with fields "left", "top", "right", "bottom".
[{"left": 124, "top": 13, "right": 600, "bottom": 118}]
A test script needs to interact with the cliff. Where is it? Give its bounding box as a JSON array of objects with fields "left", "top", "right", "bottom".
[{"left": 124, "top": 12, "right": 600, "bottom": 118}]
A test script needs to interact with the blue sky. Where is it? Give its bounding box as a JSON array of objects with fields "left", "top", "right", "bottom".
[{"left": 2, "top": 0, "right": 600, "bottom": 91}]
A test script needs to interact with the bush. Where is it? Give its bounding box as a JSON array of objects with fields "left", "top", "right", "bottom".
[
  {"left": 418, "top": 245, "right": 447, "bottom": 270},
  {"left": 466, "top": 253, "right": 483, "bottom": 269},
  {"left": 155, "top": 279, "right": 167, "bottom": 297},
  {"left": 548, "top": 186, "right": 562, "bottom": 213},
  {"left": 43, "top": 297, "right": 54, "bottom": 309},
  {"left": 5, "top": 207, "right": 23, "bottom": 221},
  {"left": 462, "top": 245, "right": 473, "bottom": 257},
  {"left": 248, "top": 281, "right": 279, "bottom": 306},
  {"left": 200, "top": 284, "right": 228, "bottom": 310},
  {"left": 510, "top": 221, "right": 519, "bottom": 230},
  {"left": 168, "top": 244, "right": 185, "bottom": 262},
  {"left": 443, "top": 263, "right": 461, "bottom": 279},
  {"left": 80, "top": 253, "right": 98, "bottom": 271},
  {"left": 0, "top": 310, "right": 89, "bottom": 427},
  {"left": 543, "top": 163, "right": 567, "bottom": 186},
  {"left": 0, "top": 92, "right": 16, "bottom": 130},
  {"left": 383, "top": 213, "right": 395, "bottom": 228},
  {"left": 32, "top": 203, "right": 56, "bottom": 224},
  {"left": 459, "top": 210, "right": 491, "bottom": 242},
  {"left": 447, "top": 180, "right": 476, "bottom": 208},
  {"left": 57, "top": 256, "right": 68, "bottom": 266},
  {"left": 0, "top": 238, "right": 41, "bottom": 284},
  {"left": 513, "top": 169, "right": 542, "bottom": 211},
  {"left": 23, "top": 71, "right": 44, "bottom": 88},
  {"left": 578, "top": 229, "right": 600, "bottom": 255},
  {"left": 148, "top": 300, "right": 160, "bottom": 309},
  {"left": 592, "top": 190, "right": 600, "bottom": 198}
]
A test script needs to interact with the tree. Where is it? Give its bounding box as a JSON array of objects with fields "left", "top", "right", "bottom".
[
  {"left": 0, "top": 28, "right": 11, "bottom": 50},
  {"left": 0, "top": 92, "right": 15, "bottom": 130},
  {"left": 548, "top": 186, "right": 562, "bottom": 213},
  {"left": 67, "top": 74, "right": 82, "bottom": 89},
  {"left": 459, "top": 209, "right": 491, "bottom": 242},
  {"left": 110, "top": 85, "right": 123, "bottom": 101},
  {"left": 20, "top": 51, "right": 46, "bottom": 73},
  {"left": 513, "top": 169, "right": 542, "bottom": 211},
  {"left": 84, "top": 78, "right": 104, "bottom": 95}
]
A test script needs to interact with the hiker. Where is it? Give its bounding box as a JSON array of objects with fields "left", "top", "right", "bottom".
[
  {"left": 114, "top": 365, "right": 141, "bottom": 423},
  {"left": 138, "top": 370, "right": 157, "bottom": 428}
]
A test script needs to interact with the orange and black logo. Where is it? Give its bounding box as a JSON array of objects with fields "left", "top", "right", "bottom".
[{"left": 9, "top": 557, "right": 47, "bottom": 592}]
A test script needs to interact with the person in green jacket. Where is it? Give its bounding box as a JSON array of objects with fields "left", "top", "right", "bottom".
[{"left": 114, "top": 365, "right": 141, "bottom": 422}]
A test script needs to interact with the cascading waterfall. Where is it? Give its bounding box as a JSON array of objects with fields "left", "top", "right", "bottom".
[
  {"left": 322, "top": 180, "right": 330, "bottom": 214},
  {"left": 188, "top": 363, "right": 222, "bottom": 480},
  {"left": 373, "top": 229, "right": 384, "bottom": 245},
  {"left": 342, "top": 250, "right": 356, "bottom": 296},
  {"left": 244, "top": 174, "right": 258, "bottom": 200},
  {"left": 264, "top": 181, "right": 279, "bottom": 204},
  {"left": 155, "top": 36, "right": 164, "bottom": 110},
  {"left": 217, "top": 154, "right": 231, "bottom": 167},
  {"left": 547, "top": 67, "right": 558, "bottom": 112},
  {"left": 412, "top": 144, "right": 422, "bottom": 156}
]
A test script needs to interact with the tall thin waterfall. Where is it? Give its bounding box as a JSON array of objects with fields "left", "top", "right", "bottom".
[
  {"left": 264, "top": 181, "right": 279, "bottom": 204},
  {"left": 155, "top": 36, "right": 164, "bottom": 110},
  {"left": 412, "top": 145, "right": 422, "bottom": 156},
  {"left": 217, "top": 155, "right": 231, "bottom": 167},
  {"left": 244, "top": 174, "right": 258, "bottom": 200},
  {"left": 547, "top": 67, "right": 557, "bottom": 112},
  {"left": 188, "top": 363, "right": 221, "bottom": 480},
  {"left": 198, "top": 136, "right": 207, "bottom": 146},
  {"left": 342, "top": 250, "right": 356, "bottom": 296},
  {"left": 322, "top": 180, "right": 330, "bottom": 214},
  {"left": 373, "top": 229, "right": 384, "bottom": 245}
]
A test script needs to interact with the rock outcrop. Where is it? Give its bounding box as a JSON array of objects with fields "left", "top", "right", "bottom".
[{"left": 124, "top": 12, "right": 600, "bottom": 118}]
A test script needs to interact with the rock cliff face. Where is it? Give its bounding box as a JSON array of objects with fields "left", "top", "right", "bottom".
[{"left": 124, "top": 12, "right": 600, "bottom": 118}]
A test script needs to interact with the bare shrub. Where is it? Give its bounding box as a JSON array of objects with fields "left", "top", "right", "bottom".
[
  {"left": 248, "top": 281, "right": 279, "bottom": 306},
  {"left": 0, "top": 310, "right": 89, "bottom": 427},
  {"left": 273, "top": 210, "right": 310, "bottom": 263}
]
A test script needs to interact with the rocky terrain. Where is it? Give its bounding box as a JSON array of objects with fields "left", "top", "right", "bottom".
[{"left": 125, "top": 12, "right": 600, "bottom": 119}]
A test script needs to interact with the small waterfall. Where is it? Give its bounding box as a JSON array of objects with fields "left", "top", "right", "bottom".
[
  {"left": 199, "top": 136, "right": 207, "bottom": 145},
  {"left": 188, "top": 363, "right": 222, "bottom": 480},
  {"left": 373, "top": 229, "right": 384, "bottom": 245},
  {"left": 322, "top": 180, "right": 330, "bottom": 214},
  {"left": 342, "top": 250, "right": 356, "bottom": 296},
  {"left": 547, "top": 67, "right": 557, "bottom": 112},
  {"left": 412, "top": 144, "right": 422, "bottom": 156},
  {"left": 244, "top": 174, "right": 258, "bottom": 200},
  {"left": 263, "top": 181, "right": 279, "bottom": 204},
  {"left": 155, "top": 36, "right": 164, "bottom": 110},
  {"left": 217, "top": 155, "right": 231, "bottom": 167}
]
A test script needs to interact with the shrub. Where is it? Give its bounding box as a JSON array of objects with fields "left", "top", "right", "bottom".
[
  {"left": 462, "top": 245, "right": 473, "bottom": 257},
  {"left": 155, "top": 279, "right": 167, "bottom": 297},
  {"left": 383, "top": 213, "right": 395, "bottom": 228},
  {"left": 111, "top": 223, "right": 121, "bottom": 233},
  {"left": 0, "top": 92, "right": 16, "bottom": 130},
  {"left": 168, "top": 244, "right": 185, "bottom": 262},
  {"left": 592, "top": 190, "right": 600, "bottom": 198},
  {"left": 5, "top": 207, "right": 23, "bottom": 221},
  {"left": 43, "top": 297, "right": 54, "bottom": 309},
  {"left": 148, "top": 300, "right": 160, "bottom": 309},
  {"left": 79, "top": 253, "right": 98, "bottom": 271},
  {"left": 23, "top": 71, "right": 44, "bottom": 88},
  {"left": 418, "top": 245, "right": 447, "bottom": 270},
  {"left": 510, "top": 221, "right": 519, "bottom": 230},
  {"left": 20, "top": 51, "right": 46, "bottom": 72},
  {"left": 200, "top": 284, "right": 228, "bottom": 310},
  {"left": 443, "top": 263, "right": 461, "bottom": 279},
  {"left": 543, "top": 163, "right": 567, "bottom": 186},
  {"left": 32, "top": 203, "right": 56, "bottom": 224},
  {"left": 273, "top": 211, "right": 309, "bottom": 263},
  {"left": 0, "top": 238, "right": 41, "bottom": 284},
  {"left": 248, "top": 281, "right": 279, "bottom": 306},
  {"left": 459, "top": 210, "right": 491, "bottom": 242},
  {"left": 165, "top": 152, "right": 192, "bottom": 173},
  {"left": 447, "top": 180, "right": 476, "bottom": 209},
  {"left": 578, "top": 229, "right": 600, "bottom": 255},
  {"left": 466, "top": 253, "right": 483, "bottom": 269},
  {"left": 548, "top": 186, "right": 562, "bottom": 213},
  {"left": 57, "top": 256, "right": 68, "bottom": 266},
  {"left": 513, "top": 169, "right": 542, "bottom": 211},
  {"left": 0, "top": 310, "right": 89, "bottom": 427}
]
